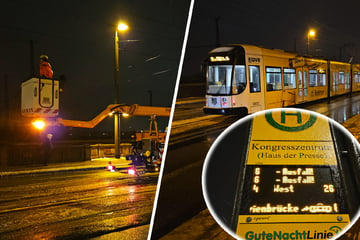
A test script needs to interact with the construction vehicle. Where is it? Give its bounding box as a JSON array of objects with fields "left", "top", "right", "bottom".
[
  {"left": 21, "top": 77, "right": 171, "bottom": 173},
  {"left": 125, "top": 114, "right": 166, "bottom": 174}
]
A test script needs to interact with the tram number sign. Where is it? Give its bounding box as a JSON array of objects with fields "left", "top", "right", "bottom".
[{"left": 248, "top": 57, "right": 260, "bottom": 63}]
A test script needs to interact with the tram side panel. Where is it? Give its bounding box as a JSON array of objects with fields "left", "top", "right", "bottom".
[
  {"left": 352, "top": 64, "right": 360, "bottom": 92},
  {"left": 241, "top": 55, "right": 356, "bottom": 113},
  {"left": 204, "top": 44, "right": 360, "bottom": 116},
  {"left": 305, "top": 60, "right": 328, "bottom": 102},
  {"left": 244, "top": 53, "right": 266, "bottom": 113},
  {"left": 329, "top": 61, "right": 352, "bottom": 97},
  {"left": 262, "top": 53, "right": 297, "bottom": 109}
]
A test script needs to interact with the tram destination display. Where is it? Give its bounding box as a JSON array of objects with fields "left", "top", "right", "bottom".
[{"left": 240, "top": 165, "right": 344, "bottom": 215}]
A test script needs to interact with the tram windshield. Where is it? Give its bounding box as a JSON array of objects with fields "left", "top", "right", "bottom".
[{"left": 207, "top": 65, "right": 246, "bottom": 95}]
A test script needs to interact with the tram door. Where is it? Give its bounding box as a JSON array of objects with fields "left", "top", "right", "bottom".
[{"left": 296, "top": 67, "right": 309, "bottom": 103}]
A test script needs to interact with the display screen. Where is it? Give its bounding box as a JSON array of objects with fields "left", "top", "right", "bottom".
[
  {"left": 239, "top": 165, "right": 346, "bottom": 215},
  {"left": 209, "top": 55, "right": 231, "bottom": 62}
]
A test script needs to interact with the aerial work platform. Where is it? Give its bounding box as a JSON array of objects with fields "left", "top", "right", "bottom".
[{"left": 21, "top": 78, "right": 59, "bottom": 118}]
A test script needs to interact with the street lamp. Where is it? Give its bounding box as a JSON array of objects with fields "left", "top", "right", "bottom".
[
  {"left": 307, "top": 29, "right": 316, "bottom": 55},
  {"left": 114, "top": 21, "right": 129, "bottom": 158}
]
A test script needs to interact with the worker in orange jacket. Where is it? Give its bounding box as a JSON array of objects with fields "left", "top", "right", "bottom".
[{"left": 40, "top": 54, "right": 53, "bottom": 79}]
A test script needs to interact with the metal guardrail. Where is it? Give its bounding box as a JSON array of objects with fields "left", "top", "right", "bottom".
[
  {"left": 0, "top": 142, "right": 134, "bottom": 167},
  {"left": 90, "top": 143, "right": 132, "bottom": 159}
]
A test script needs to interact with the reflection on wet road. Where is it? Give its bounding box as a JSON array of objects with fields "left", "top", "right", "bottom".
[
  {"left": 151, "top": 93, "right": 360, "bottom": 239},
  {"left": 305, "top": 93, "right": 360, "bottom": 123},
  {"left": 0, "top": 170, "right": 158, "bottom": 239}
]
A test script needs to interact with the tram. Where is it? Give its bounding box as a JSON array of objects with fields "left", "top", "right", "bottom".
[{"left": 203, "top": 44, "right": 360, "bottom": 114}]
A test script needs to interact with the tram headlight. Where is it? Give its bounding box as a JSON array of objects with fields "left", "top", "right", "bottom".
[{"left": 128, "top": 168, "right": 136, "bottom": 175}]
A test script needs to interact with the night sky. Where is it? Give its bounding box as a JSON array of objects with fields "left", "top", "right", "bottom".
[
  {"left": 2, "top": 0, "right": 360, "bottom": 136},
  {"left": 0, "top": 0, "right": 191, "bottom": 134},
  {"left": 182, "top": 0, "right": 360, "bottom": 79}
]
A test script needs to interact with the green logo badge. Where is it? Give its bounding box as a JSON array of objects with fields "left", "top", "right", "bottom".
[
  {"left": 329, "top": 226, "right": 342, "bottom": 234},
  {"left": 265, "top": 110, "right": 317, "bottom": 132}
]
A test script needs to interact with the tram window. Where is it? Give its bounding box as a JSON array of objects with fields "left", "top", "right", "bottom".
[
  {"left": 249, "top": 66, "right": 260, "bottom": 93},
  {"left": 298, "top": 71, "right": 303, "bottom": 97},
  {"left": 304, "top": 71, "right": 308, "bottom": 96},
  {"left": 207, "top": 65, "right": 233, "bottom": 94},
  {"left": 355, "top": 72, "right": 360, "bottom": 83},
  {"left": 309, "top": 70, "right": 318, "bottom": 87},
  {"left": 333, "top": 72, "right": 339, "bottom": 92},
  {"left": 266, "top": 67, "right": 282, "bottom": 91},
  {"left": 345, "top": 72, "right": 350, "bottom": 89},
  {"left": 339, "top": 71, "right": 345, "bottom": 84},
  {"left": 233, "top": 65, "right": 246, "bottom": 94},
  {"left": 318, "top": 70, "right": 326, "bottom": 86},
  {"left": 283, "top": 68, "right": 296, "bottom": 89}
]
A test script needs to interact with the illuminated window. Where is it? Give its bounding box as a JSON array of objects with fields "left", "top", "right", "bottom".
[
  {"left": 266, "top": 67, "right": 282, "bottom": 91},
  {"left": 309, "top": 70, "right": 318, "bottom": 87},
  {"left": 298, "top": 71, "right": 302, "bottom": 97},
  {"left": 304, "top": 71, "right": 308, "bottom": 96},
  {"left": 207, "top": 65, "right": 233, "bottom": 94},
  {"left": 318, "top": 70, "right": 327, "bottom": 86},
  {"left": 339, "top": 71, "right": 344, "bottom": 84},
  {"left": 249, "top": 66, "right": 261, "bottom": 93},
  {"left": 333, "top": 72, "right": 339, "bottom": 91},
  {"left": 233, "top": 65, "right": 246, "bottom": 94},
  {"left": 354, "top": 72, "right": 360, "bottom": 83},
  {"left": 283, "top": 68, "right": 296, "bottom": 89},
  {"left": 345, "top": 72, "right": 350, "bottom": 89}
]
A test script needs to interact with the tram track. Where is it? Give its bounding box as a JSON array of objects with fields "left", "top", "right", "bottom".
[
  {"left": 0, "top": 206, "right": 152, "bottom": 240},
  {"left": 0, "top": 170, "right": 158, "bottom": 239},
  {"left": 0, "top": 186, "right": 155, "bottom": 215},
  {"left": 0, "top": 175, "right": 157, "bottom": 214},
  {"left": 169, "top": 115, "right": 238, "bottom": 146},
  {"left": 152, "top": 94, "right": 360, "bottom": 239}
]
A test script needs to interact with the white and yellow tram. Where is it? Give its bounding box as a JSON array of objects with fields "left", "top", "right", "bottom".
[{"left": 204, "top": 44, "right": 360, "bottom": 114}]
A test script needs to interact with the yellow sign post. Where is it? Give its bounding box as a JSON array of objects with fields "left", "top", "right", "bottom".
[{"left": 235, "top": 109, "right": 351, "bottom": 240}]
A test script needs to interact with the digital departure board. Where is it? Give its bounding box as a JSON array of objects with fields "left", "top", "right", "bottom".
[
  {"left": 234, "top": 110, "right": 353, "bottom": 239},
  {"left": 202, "top": 109, "right": 360, "bottom": 240},
  {"left": 239, "top": 165, "right": 344, "bottom": 215}
]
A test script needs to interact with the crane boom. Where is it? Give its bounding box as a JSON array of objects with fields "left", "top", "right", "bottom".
[{"left": 57, "top": 104, "right": 171, "bottom": 128}]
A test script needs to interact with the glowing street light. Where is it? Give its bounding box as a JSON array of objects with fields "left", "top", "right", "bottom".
[
  {"left": 114, "top": 21, "right": 129, "bottom": 158},
  {"left": 307, "top": 29, "right": 316, "bottom": 55},
  {"left": 309, "top": 29, "right": 316, "bottom": 37},
  {"left": 117, "top": 23, "right": 129, "bottom": 31}
]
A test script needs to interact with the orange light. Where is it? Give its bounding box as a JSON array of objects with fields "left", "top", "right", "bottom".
[
  {"left": 117, "top": 22, "right": 129, "bottom": 32},
  {"left": 308, "top": 29, "right": 316, "bottom": 37},
  {"left": 32, "top": 120, "right": 46, "bottom": 130}
]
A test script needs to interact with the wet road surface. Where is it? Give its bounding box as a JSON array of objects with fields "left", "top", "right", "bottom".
[
  {"left": 0, "top": 170, "right": 158, "bottom": 240},
  {"left": 151, "top": 93, "right": 360, "bottom": 239}
]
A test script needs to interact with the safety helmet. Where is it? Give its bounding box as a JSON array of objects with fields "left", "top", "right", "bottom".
[{"left": 40, "top": 54, "right": 49, "bottom": 61}]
